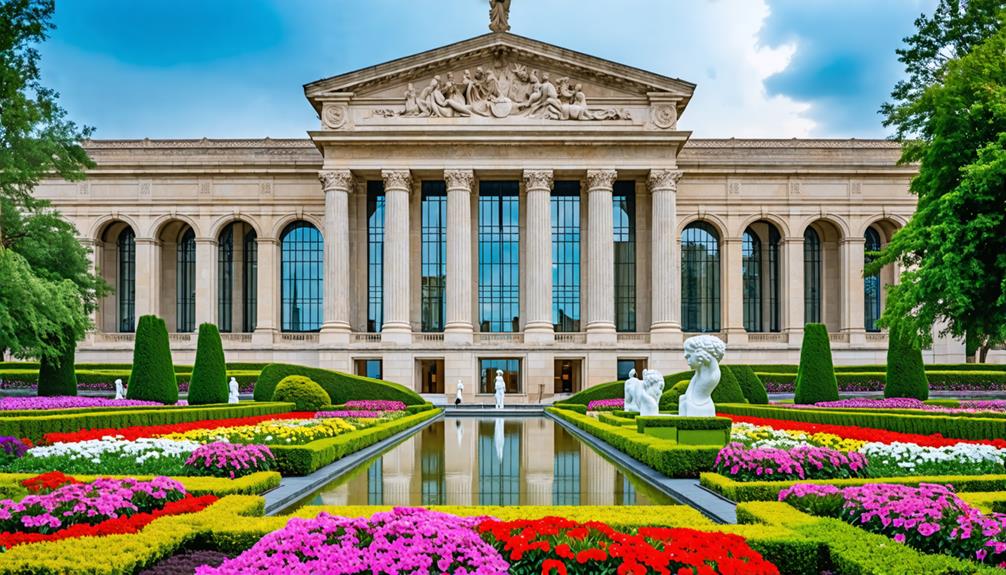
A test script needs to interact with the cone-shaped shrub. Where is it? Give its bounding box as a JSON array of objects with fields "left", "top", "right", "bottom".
[
  {"left": 884, "top": 322, "right": 929, "bottom": 400},
  {"left": 734, "top": 365, "right": 769, "bottom": 404},
  {"left": 38, "top": 336, "right": 77, "bottom": 397},
  {"left": 794, "top": 323, "right": 839, "bottom": 404},
  {"left": 127, "top": 315, "right": 177, "bottom": 404},
  {"left": 713, "top": 365, "right": 748, "bottom": 404},
  {"left": 187, "top": 323, "right": 228, "bottom": 405}
]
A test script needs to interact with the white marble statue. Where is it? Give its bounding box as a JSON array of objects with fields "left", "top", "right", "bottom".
[
  {"left": 455, "top": 378, "right": 464, "bottom": 406},
  {"left": 494, "top": 369, "right": 506, "bottom": 409},
  {"left": 679, "top": 335, "right": 728, "bottom": 417},
  {"left": 494, "top": 417, "right": 505, "bottom": 462},
  {"left": 114, "top": 378, "right": 125, "bottom": 400},
  {"left": 456, "top": 419, "right": 464, "bottom": 447},
  {"left": 624, "top": 369, "right": 642, "bottom": 412},
  {"left": 228, "top": 377, "right": 240, "bottom": 404},
  {"left": 637, "top": 369, "right": 664, "bottom": 416}
]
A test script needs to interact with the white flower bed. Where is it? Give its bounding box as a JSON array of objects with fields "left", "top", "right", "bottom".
[
  {"left": 26, "top": 436, "right": 201, "bottom": 465},
  {"left": 859, "top": 441, "right": 1006, "bottom": 471}
]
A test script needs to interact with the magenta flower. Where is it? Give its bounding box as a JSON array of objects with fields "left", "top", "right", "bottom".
[{"left": 183, "top": 443, "right": 273, "bottom": 479}]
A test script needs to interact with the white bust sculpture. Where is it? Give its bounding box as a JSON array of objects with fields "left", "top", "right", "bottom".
[
  {"left": 494, "top": 369, "right": 506, "bottom": 409},
  {"left": 624, "top": 369, "right": 642, "bottom": 412},
  {"left": 679, "top": 335, "right": 727, "bottom": 417},
  {"left": 228, "top": 377, "right": 240, "bottom": 404},
  {"left": 637, "top": 369, "right": 664, "bottom": 416},
  {"left": 114, "top": 378, "right": 125, "bottom": 400}
]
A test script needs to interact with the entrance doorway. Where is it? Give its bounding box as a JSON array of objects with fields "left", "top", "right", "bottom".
[
  {"left": 418, "top": 359, "right": 445, "bottom": 394},
  {"left": 554, "top": 359, "right": 582, "bottom": 394}
]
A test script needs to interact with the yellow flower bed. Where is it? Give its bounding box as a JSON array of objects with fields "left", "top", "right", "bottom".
[
  {"left": 730, "top": 422, "right": 866, "bottom": 451},
  {"left": 159, "top": 418, "right": 357, "bottom": 445}
]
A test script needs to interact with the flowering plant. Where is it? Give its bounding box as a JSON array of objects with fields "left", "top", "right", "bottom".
[
  {"left": 183, "top": 442, "right": 274, "bottom": 478},
  {"left": 478, "top": 516, "right": 779, "bottom": 575},
  {"left": 586, "top": 398, "right": 624, "bottom": 412},
  {"left": 43, "top": 412, "right": 316, "bottom": 443},
  {"left": 860, "top": 441, "right": 1006, "bottom": 477},
  {"left": 714, "top": 442, "right": 866, "bottom": 481},
  {"left": 343, "top": 399, "right": 407, "bottom": 412},
  {"left": 8, "top": 436, "right": 202, "bottom": 475},
  {"left": 160, "top": 417, "right": 357, "bottom": 445},
  {"left": 197, "top": 508, "right": 509, "bottom": 575},
  {"left": 0, "top": 436, "right": 28, "bottom": 465},
  {"left": 0, "top": 396, "right": 162, "bottom": 410},
  {"left": 20, "top": 471, "right": 80, "bottom": 494},
  {"left": 315, "top": 410, "right": 384, "bottom": 419},
  {"left": 780, "top": 482, "right": 1006, "bottom": 566}
]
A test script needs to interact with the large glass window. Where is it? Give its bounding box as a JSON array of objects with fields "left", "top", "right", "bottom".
[
  {"left": 552, "top": 181, "right": 581, "bottom": 332},
  {"left": 742, "top": 224, "right": 781, "bottom": 332},
  {"left": 552, "top": 427, "right": 581, "bottom": 505},
  {"left": 367, "top": 181, "right": 385, "bottom": 333},
  {"left": 479, "top": 357, "right": 521, "bottom": 394},
  {"left": 742, "top": 230, "right": 761, "bottom": 332},
  {"left": 355, "top": 359, "right": 383, "bottom": 380},
  {"left": 280, "top": 221, "right": 323, "bottom": 332},
  {"left": 176, "top": 228, "right": 196, "bottom": 333},
  {"left": 613, "top": 181, "right": 636, "bottom": 332},
  {"left": 804, "top": 227, "right": 822, "bottom": 324},
  {"left": 218, "top": 225, "right": 234, "bottom": 332},
  {"left": 768, "top": 226, "right": 781, "bottom": 332},
  {"left": 421, "top": 181, "right": 447, "bottom": 332},
  {"left": 864, "top": 226, "right": 882, "bottom": 332},
  {"left": 243, "top": 229, "right": 258, "bottom": 333},
  {"left": 681, "top": 222, "right": 720, "bottom": 332},
  {"left": 616, "top": 358, "right": 647, "bottom": 381},
  {"left": 478, "top": 419, "right": 520, "bottom": 506},
  {"left": 478, "top": 181, "right": 520, "bottom": 333},
  {"left": 117, "top": 228, "right": 136, "bottom": 333}
]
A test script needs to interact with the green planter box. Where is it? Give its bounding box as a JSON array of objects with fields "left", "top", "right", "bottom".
[{"left": 636, "top": 416, "right": 732, "bottom": 446}]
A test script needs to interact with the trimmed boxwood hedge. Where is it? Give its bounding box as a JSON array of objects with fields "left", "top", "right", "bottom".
[
  {"left": 37, "top": 336, "right": 77, "bottom": 397},
  {"left": 272, "top": 376, "right": 331, "bottom": 411},
  {"left": 187, "top": 323, "right": 229, "bottom": 405},
  {"left": 563, "top": 380, "right": 624, "bottom": 405},
  {"left": 127, "top": 316, "right": 178, "bottom": 404},
  {"left": 885, "top": 322, "right": 929, "bottom": 400},
  {"left": 0, "top": 369, "right": 260, "bottom": 388},
  {"left": 733, "top": 365, "right": 768, "bottom": 404},
  {"left": 254, "top": 363, "right": 424, "bottom": 405},
  {"left": 793, "top": 323, "right": 838, "bottom": 404}
]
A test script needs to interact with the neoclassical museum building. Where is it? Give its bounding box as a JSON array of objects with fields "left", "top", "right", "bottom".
[{"left": 35, "top": 9, "right": 983, "bottom": 403}]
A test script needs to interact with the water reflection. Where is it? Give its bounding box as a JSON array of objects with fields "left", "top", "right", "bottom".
[{"left": 295, "top": 417, "right": 671, "bottom": 508}]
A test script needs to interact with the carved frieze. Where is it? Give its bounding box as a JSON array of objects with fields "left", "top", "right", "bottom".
[
  {"left": 322, "top": 103, "right": 349, "bottom": 129},
  {"left": 651, "top": 103, "right": 677, "bottom": 129}
]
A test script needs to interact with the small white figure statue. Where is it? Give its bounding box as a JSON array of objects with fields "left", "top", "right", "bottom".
[
  {"left": 624, "top": 368, "right": 642, "bottom": 412},
  {"left": 228, "top": 377, "right": 240, "bottom": 404},
  {"left": 455, "top": 378, "right": 464, "bottom": 406},
  {"left": 456, "top": 419, "right": 464, "bottom": 447},
  {"left": 114, "top": 378, "right": 125, "bottom": 400},
  {"left": 637, "top": 369, "right": 665, "bottom": 416},
  {"left": 493, "top": 369, "right": 506, "bottom": 409},
  {"left": 494, "top": 417, "right": 505, "bottom": 462},
  {"left": 679, "top": 335, "right": 728, "bottom": 417}
]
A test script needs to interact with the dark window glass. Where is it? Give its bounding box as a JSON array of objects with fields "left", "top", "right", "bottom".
[
  {"left": 804, "top": 228, "right": 822, "bottom": 324},
  {"left": 616, "top": 358, "right": 647, "bottom": 381},
  {"left": 478, "top": 419, "right": 520, "bottom": 506},
  {"left": 367, "top": 458, "right": 383, "bottom": 504},
  {"left": 355, "top": 359, "right": 383, "bottom": 380},
  {"left": 613, "top": 181, "right": 636, "bottom": 332},
  {"left": 768, "top": 225, "right": 781, "bottom": 332},
  {"left": 280, "top": 221, "right": 323, "bottom": 332},
  {"left": 479, "top": 357, "right": 521, "bottom": 394},
  {"left": 478, "top": 181, "right": 520, "bottom": 333},
  {"left": 552, "top": 181, "right": 581, "bottom": 332},
  {"left": 176, "top": 228, "right": 196, "bottom": 333},
  {"left": 117, "top": 228, "right": 136, "bottom": 333},
  {"left": 421, "top": 182, "right": 447, "bottom": 332},
  {"left": 367, "top": 181, "right": 385, "bottom": 333},
  {"left": 681, "top": 222, "right": 720, "bottom": 332},
  {"left": 421, "top": 425, "right": 446, "bottom": 505},
  {"left": 243, "top": 229, "right": 258, "bottom": 333},
  {"left": 742, "top": 229, "right": 762, "bottom": 332},
  {"left": 218, "top": 224, "right": 234, "bottom": 333},
  {"left": 865, "top": 226, "right": 883, "bottom": 332},
  {"left": 552, "top": 426, "right": 580, "bottom": 505}
]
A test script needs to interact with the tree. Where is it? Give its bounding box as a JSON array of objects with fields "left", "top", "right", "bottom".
[
  {"left": 884, "top": 321, "right": 929, "bottom": 400},
  {"left": 187, "top": 323, "right": 228, "bottom": 405},
  {"left": 127, "top": 315, "right": 178, "bottom": 404},
  {"left": 793, "top": 324, "right": 839, "bottom": 404},
  {"left": 37, "top": 326, "right": 76, "bottom": 396}
]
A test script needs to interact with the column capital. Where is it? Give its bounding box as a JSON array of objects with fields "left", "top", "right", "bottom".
[
  {"left": 319, "top": 169, "right": 354, "bottom": 192},
  {"left": 648, "top": 169, "right": 683, "bottom": 192},
  {"left": 381, "top": 169, "right": 412, "bottom": 192},
  {"left": 522, "top": 169, "right": 554, "bottom": 191},
  {"left": 444, "top": 169, "right": 475, "bottom": 190},
  {"left": 586, "top": 169, "right": 618, "bottom": 191}
]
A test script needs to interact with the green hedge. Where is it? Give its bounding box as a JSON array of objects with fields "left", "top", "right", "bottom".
[
  {"left": 127, "top": 316, "right": 178, "bottom": 404},
  {"left": 659, "top": 380, "right": 689, "bottom": 412},
  {"left": 254, "top": 363, "right": 424, "bottom": 405},
  {"left": 271, "top": 408, "right": 441, "bottom": 475},
  {"left": 0, "top": 369, "right": 260, "bottom": 388},
  {"left": 0, "top": 402, "right": 260, "bottom": 419},
  {"left": 733, "top": 365, "right": 769, "bottom": 404},
  {"left": 188, "top": 323, "right": 229, "bottom": 405},
  {"left": 635, "top": 416, "right": 732, "bottom": 432},
  {"left": 598, "top": 412, "right": 637, "bottom": 427},
  {"left": 885, "top": 322, "right": 929, "bottom": 400},
  {"left": 37, "top": 336, "right": 77, "bottom": 397},
  {"left": 563, "top": 381, "right": 624, "bottom": 405},
  {"left": 552, "top": 403, "right": 587, "bottom": 414},
  {"left": 794, "top": 324, "right": 838, "bottom": 404},
  {"left": 273, "top": 376, "right": 332, "bottom": 411}
]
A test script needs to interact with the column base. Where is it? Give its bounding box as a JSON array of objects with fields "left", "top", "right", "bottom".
[
  {"left": 524, "top": 322, "right": 555, "bottom": 344},
  {"left": 586, "top": 322, "right": 617, "bottom": 345},
  {"left": 381, "top": 323, "right": 413, "bottom": 345},
  {"left": 725, "top": 328, "right": 748, "bottom": 345},
  {"left": 319, "top": 323, "right": 351, "bottom": 346},
  {"left": 785, "top": 328, "right": 804, "bottom": 348},
  {"left": 650, "top": 325, "right": 683, "bottom": 346},
  {"left": 251, "top": 328, "right": 277, "bottom": 346},
  {"left": 444, "top": 323, "right": 474, "bottom": 345}
]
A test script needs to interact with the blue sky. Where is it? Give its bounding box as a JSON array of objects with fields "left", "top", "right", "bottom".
[{"left": 42, "top": 0, "right": 935, "bottom": 139}]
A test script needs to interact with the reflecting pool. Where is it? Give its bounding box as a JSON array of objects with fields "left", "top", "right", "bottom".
[{"left": 292, "top": 416, "right": 673, "bottom": 508}]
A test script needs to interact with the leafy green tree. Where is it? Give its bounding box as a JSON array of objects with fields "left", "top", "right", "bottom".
[
  {"left": 794, "top": 324, "right": 839, "bottom": 404},
  {"left": 884, "top": 321, "right": 929, "bottom": 400},
  {"left": 127, "top": 316, "right": 178, "bottom": 404},
  {"left": 187, "top": 323, "right": 228, "bottom": 405}
]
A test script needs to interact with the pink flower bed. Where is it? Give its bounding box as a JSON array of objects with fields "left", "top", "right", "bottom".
[
  {"left": 586, "top": 398, "right": 624, "bottom": 411},
  {"left": 780, "top": 482, "right": 1006, "bottom": 566},
  {"left": 343, "top": 400, "right": 406, "bottom": 412},
  {"left": 0, "top": 396, "right": 162, "bottom": 410},
  {"left": 315, "top": 410, "right": 383, "bottom": 419},
  {"left": 183, "top": 443, "right": 274, "bottom": 479},
  {"left": 714, "top": 442, "right": 867, "bottom": 481}
]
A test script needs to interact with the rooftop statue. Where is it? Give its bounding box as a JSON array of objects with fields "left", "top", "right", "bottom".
[{"left": 489, "top": 0, "right": 511, "bottom": 33}]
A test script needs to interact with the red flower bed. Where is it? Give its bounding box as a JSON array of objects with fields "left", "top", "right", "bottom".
[
  {"left": 0, "top": 494, "right": 217, "bottom": 549},
  {"left": 21, "top": 471, "right": 80, "bottom": 493},
  {"left": 43, "top": 412, "right": 316, "bottom": 444},
  {"left": 478, "top": 516, "right": 779, "bottom": 575},
  {"left": 725, "top": 414, "right": 1006, "bottom": 449}
]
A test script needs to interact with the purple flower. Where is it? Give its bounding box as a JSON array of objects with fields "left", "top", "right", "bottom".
[
  {"left": 343, "top": 400, "right": 407, "bottom": 412},
  {"left": 0, "top": 396, "right": 164, "bottom": 410},
  {"left": 586, "top": 399, "right": 624, "bottom": 411}
]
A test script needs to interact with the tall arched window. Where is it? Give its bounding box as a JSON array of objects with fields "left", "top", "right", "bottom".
[
  {"left": 243, "top": 229, "right": 258, "bottom": 333},
  {"left": 176, "top": 228, "right": 196, "bottom": 333},
  {"left": 864, "top": 226, "right": 883, "bottom": 332},
  {"left": 281, "top": 221, "right": 323, "bottom": 332},
  {"left": 117, "top": 228, "right": 136, "bottom": 333},
  {"left": 742, "top": 230, "right": 761, "bottom": 332},
  {"left": 218, "top": 225, "right": 234, "bottom": 332},
  {"left": 743, "top": 223, "right": 781, "bottom": 333},
  {"left": 681, "top": 222, "right": 720, "bottom": 332},
  {"left": 804, "top": 227, "right": 822, "bottom": 324}
]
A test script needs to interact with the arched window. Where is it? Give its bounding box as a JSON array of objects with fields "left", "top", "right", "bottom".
[
  {"left": 217, "top": 222, "right": 258, "bottom": 334},
  {"left": 742, "top": 229, "right": 761, "bottom": 332},
  {"left": 864, "top": 226, "right": 883, "bottom": 332},
  {"left": 742, "top": 223, "right": 781, "bottom": 333},
  {"left": 218, "top": 225, "right": 234, "bottom": 332},
  {"left": 243, "top": 229, "right": 258, "bottom": 333},
  {"left": 117, "top": 228, "right": 136, "bottom": 333},
  {"left": 176, "top": 228, "right": 196, "bottom": 333},
  {"left": 804, "top": 227, "right": 822, "bottom": 324},
  {"left": 681, "top": 222, "right": 720, "bottom": 332},
  {"left": 281, "top": 221, "right": 323, "bottom": 332}
]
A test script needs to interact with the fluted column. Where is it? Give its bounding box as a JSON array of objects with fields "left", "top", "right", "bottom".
[
  {"left": 649, "top": 169, "right": 683, "bottom": 344},
  {"left": 252, "top": 237, "right": 279, "bottom": 345},
  {"left": 841, "top": 237, "right": 866, "bottom": 344},
  {"left": 782, "top": 235, "right": 804, "bottom": 346},
  {"left": 381, "top": 169, "right": 412, "bottom": 344},
  {"left": 134, "top": 237, "right": 160, "bottom": 321},
  {"left": 194, "top": 238, "right": 217, "bottom": 327},
  {"left": 444, "top": 170, "right": 474, "bottom": 344},
  {"left": 723, "top": 236, "right": 747, "bottom": 344},
  {"left": 523, "top": 169, "right": 554, "bottom": 342},
  {"left": 586, "top": 169, "right": 618, "bottom": 344},
  {"left": 319, "top": 170, "right": 353, "bottom": 345}
]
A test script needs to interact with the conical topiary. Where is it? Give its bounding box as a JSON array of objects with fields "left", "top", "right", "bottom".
[
  {"left": 793, "top": 323, "right": 839, "bottom": 404},
  {"left": 734, "top": 365, "right": 769, "bottom": 404},
  {"left": 884, "top": 322, "right": 929, "bottom": 400},
  {"left": 127, "top": 315, "right": 177, "bottom": 404},
  {"left": 187, "top": 323, "right": 228, "bottom": 405},
  {"left": 712, "top": 365, "right": 748, "bottom": 404},
  {"left": 38, "top": 335, "right": 77, "bottom": 397}
]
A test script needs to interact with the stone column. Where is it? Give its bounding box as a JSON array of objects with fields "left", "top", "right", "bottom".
[
  {"left": 134, "top": 237, "right": 160, "bottom": 321},
  {"left": 841, "top": 237, "right": 866, "bottom": 344},
  {"left": 586, "top": 169, "right": 618, "bottom": 344},
  {"left": 782, "top": 235, "right": 804, "bottom": 346},
  {"left": 252, "top": 237, "right": 279, "bottom": 345},
  {"left": 319, "top": 170, "right": 353, "bottom": 345},
  {"left": 523, "top": 169, "right": 554, "bottom": 342},
  {"left": 444, "top": 170, "right": 474, "bottom": 344},
  {"left": 648, "top": 169, "right": 683, "bottom": 344},
  {"left": 381, "top": 169, "right": 412, "bottom": 344},
  {"left": 194, "top": 238, "right": 217, "bottom": 327},
  {"left": 723, "top": 236, "right": 747, "bottom": 344}
]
